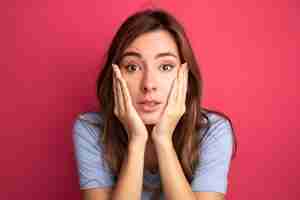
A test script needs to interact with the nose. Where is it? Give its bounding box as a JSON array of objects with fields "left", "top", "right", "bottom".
[{"left": 141, "top": 70, "right": 157, "bottom": 93}]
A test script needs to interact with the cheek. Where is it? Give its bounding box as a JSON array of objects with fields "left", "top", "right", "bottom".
[
  {"left": 123, "top": 78, "right": 138, "bottom": 101},
  {"left": 162, "top": 77, "right": 175, "bottom": 99}
]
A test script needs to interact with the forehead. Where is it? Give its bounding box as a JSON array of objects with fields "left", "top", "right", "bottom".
[{"left": 121, "top": 30, "right": 180, "bottom": 60}]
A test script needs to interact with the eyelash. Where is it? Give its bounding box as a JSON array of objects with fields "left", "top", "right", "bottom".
[{"left": 124, "top": 64, "right": 175, "bottom": 73}]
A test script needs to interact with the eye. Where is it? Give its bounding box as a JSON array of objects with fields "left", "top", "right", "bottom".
[
  {"left": 159, "top": 64, "right": 175, "bottom": 71},
  {"left": 125, "top": 64, "right": 140, "bottom": 73}
]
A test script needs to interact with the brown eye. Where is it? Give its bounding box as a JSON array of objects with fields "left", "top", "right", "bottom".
[
  {"left": 125, "top": 64, "right": 139, "bottom": 72},
  {"left": 159, "top": 64, "right": 175, "bottom": 72}
]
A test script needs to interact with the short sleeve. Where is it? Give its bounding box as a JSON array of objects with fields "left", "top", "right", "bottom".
[
  {"left": 191, "top": 117, "right": 234, "bottom": 194},
  {"left": 72, "top": 114, "right": 115, "bottom": 189}
]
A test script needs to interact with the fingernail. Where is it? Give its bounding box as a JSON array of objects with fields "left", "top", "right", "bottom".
[
  {"left": 112, "top": 63, "right": 116, "bottom": 70},
  {"left": 113, "top": 64, "right": 121, "bottom": 78},
  {"left": 181, "top": 63, "right": 185, "bottom": 73}
]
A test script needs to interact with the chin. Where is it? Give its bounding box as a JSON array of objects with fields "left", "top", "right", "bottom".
[
  {"left": 142, "top": 118, "right": 158, "bottom": 125},
  {"left": 139, "top": 111, "right": 161, "bottom": 124}
]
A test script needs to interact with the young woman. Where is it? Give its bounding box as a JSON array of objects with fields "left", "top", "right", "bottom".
[{"left": 73, "top": 8, "right": 237, "bottom": 200}]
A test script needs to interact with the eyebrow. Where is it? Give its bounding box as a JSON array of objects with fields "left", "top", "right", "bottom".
[{"left": 120, "top": 51, "right": 178, "bottom": 61}]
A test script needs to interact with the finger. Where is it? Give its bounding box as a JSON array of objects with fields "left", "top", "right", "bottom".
[
  {"left": 115, "top": 66, "right": 132, "bottom": 107},
  {"left": 182, "top": 63, "right": 188, "bottom": 104},
  {"left": 178, "top": 62, "right": 187, "bottom": 103},
  {"left": 113, "top": 64, "right": 125, "bottom": 113},
  {"left": 121, "top": 78, "right": 133, "bottom": 108},
  {"left": 112, "top": 68, "right": 119, "bottom": 115},
  {"left": 168, "top": 74, "right": 178, "bottom": 108},
  {"left": 117, "top": 77, "right": 125, "bottom": 113},
  {"left": 175, "top": 63, "right": 184, "bottom": 102},
  {"left": 114, "top": 64, "right": 134, "bottom": 109}
]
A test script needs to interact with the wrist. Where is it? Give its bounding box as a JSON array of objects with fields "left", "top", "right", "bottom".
[
  {"left": 152, "top": 135, "right": 173, "bottom": 148},
  {"left": 128, "top": 137, "right": 147, "bottom": 152}
]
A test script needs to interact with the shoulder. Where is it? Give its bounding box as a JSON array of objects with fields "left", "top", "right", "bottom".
[
  {"left": 76, "top": 111, "right": 105, "bottom": 125},
  {"left": 205, "top": 111, "right": 233, "bottom": 133},
  {"left": 191, "top": 110, "right": 235, "bottom": 194},
  {"left": 72, "top": 111, "right": 106, "bottom": 140},
  {"left": 200, "top": 110, "right": 234, "bottom": 150},
  {"left": 72, "top": 111, "right": 116, "bottom": 188}
]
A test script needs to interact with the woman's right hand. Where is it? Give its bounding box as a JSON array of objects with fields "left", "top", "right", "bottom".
[{"left": 112, "top": 64, "right": 148, "bottom": 144}]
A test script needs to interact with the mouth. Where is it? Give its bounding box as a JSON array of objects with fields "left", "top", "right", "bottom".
[{"left": 138, "top": 101, "right": 162, "bottom": 112}]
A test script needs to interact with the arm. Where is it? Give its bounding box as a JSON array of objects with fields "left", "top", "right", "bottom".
[
  {"left": 73, "top": 114, "right": 147, "bottom": 200},
  {"left": 80, "top": 138, "right": 147, "bottom": 200},
  {"left": 150, "top": 64, "right": 231, "bottom": 200},
  {"left": 153, "top": 139, "right": 225, "bottom": 200},
  {"left": 110, "top": 139, "right": 147, "bottom": 200},
  {"left": 153, "top": 139, "right": 197, "bottom": 200}
]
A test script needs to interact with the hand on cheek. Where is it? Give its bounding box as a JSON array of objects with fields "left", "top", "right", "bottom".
[
  {"left": 152, "top": 62, "right": 189, "bottom": 143},
  {"left": 112, "top": 64, "right": 149, "bottom": 143}
]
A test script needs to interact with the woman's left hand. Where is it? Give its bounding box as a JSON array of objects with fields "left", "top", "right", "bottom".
[{"left": 151, "top": 62, "right": 189, "bottom": 144}]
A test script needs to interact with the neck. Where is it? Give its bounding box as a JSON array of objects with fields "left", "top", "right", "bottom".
[
  {"left": 145, "top": 124, "right": 155, "bottom": 149},
  {"left": 146, "top": 124, "right": 154, "bottom": 133}
]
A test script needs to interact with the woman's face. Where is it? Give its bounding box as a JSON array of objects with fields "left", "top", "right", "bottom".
[{"left": 119, "top": 30, "right": 181, "bottom": 125}]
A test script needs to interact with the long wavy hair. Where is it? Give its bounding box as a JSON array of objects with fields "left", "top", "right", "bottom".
[{"left": 94, "top": 8, "right": 237, "bottom": 199}]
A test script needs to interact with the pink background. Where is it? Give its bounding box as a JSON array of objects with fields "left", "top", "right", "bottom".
[{"left": 2, "top": 0, "right": 299, "bottom": 199}]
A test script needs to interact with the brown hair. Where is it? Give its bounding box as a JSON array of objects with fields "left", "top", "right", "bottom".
[{"left": 95, "top": 8, "right": 237, "bottom": 199}]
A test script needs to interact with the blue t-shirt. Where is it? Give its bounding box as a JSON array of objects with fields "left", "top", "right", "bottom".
[{"left": 72, "top": 111, "right": 233, "bottom": 199}]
